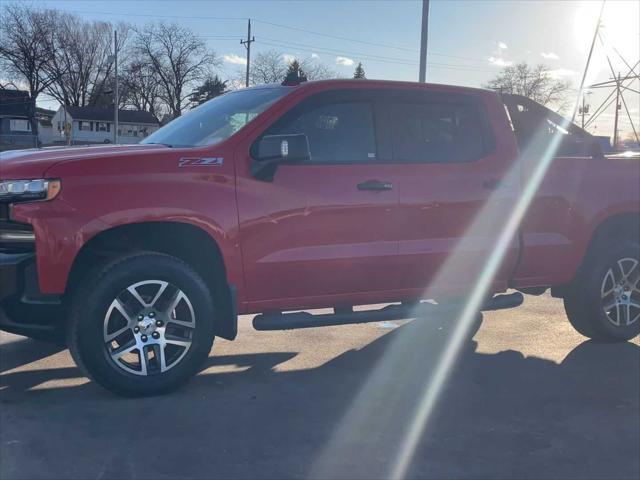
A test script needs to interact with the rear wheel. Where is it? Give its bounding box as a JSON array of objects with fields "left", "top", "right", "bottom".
[
  {"left": 564, "top": 240, "right": 640, "bottom": 342},
  {"left": 68, "top": 253, "right": 215, "bottom": 396}
]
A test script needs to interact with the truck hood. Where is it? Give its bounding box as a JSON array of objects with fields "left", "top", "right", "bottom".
[{"left": 0, "top": 144, "right": 167, "bottom": 179}]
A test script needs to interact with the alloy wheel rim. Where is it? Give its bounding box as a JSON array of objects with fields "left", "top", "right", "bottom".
[
  {"left": 103, "top": 280, "right": 196, "bottom": 376},
  {"left": 600, "top": 257, "right": 640, "bottom": 327}
]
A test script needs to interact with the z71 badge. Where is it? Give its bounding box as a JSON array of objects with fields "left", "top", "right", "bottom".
[{"left": 179, "top": 157, "right": 224, "bottom": 167}]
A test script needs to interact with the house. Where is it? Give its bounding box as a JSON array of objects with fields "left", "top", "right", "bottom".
[
  {"left": 36, "top": 107, "right": 57, "bottom": 146},
  {"left": 52, "top": 106, "right": 160, "bottom": 145},
  {"left": 0, "top": 88, "right": 37, "bottom": 151}
]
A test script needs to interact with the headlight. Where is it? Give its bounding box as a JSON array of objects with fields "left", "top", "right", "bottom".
[{"left": 0, "top": 179, "right": 61, "bottom": 202}]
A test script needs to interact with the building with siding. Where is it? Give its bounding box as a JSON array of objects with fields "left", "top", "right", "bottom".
[
  {"left": 52, "top": 106, "right": 160, "bottom": 145},
  {"left": 0, "top": 89, "right": 37, "bottom": 151}
]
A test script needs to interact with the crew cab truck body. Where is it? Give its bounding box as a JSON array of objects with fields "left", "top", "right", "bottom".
[{"left": 0, "top": 79, "right": 638, "bottom": 396}]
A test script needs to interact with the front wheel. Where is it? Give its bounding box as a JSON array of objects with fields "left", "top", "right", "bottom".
[
  {"left": 67, "top": 253, "right": 216, "bottom": 396},
  {"left": 564, "top": 240, "right": 640, "bottom": 342}
]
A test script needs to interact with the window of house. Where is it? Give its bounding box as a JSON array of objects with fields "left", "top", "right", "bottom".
[
  {"left": 122, "top": 125, "right": 138, "bottom": 137},
  {"left": 265, "top": 101, "right": 377, "bottom": 163},
  {"left": 9, "top": 119, "right": 31, "bottom": 132},
  {"left": 390, "top": 102, "right": 491, "bottom": 163},
  {"left": 96, "top": 122, "right": 109, "bottom": 132}
]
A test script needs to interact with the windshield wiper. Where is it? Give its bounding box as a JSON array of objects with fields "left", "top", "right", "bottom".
[{"left": 144, "top": 142, "right": 174, "bottom": 148}]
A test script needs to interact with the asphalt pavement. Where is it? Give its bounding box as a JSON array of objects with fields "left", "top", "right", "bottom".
[{"left": 1, "top": 293, "right": 639, "bottom": 479}]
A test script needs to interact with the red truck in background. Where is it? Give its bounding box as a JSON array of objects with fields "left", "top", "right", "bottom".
[{"left": 1, "top": 79, "right": 638, "bottom": 396}]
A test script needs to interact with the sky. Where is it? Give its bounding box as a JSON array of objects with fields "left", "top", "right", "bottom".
[{"left": 21, "top": 0, "right": 640, "bottom": 140}]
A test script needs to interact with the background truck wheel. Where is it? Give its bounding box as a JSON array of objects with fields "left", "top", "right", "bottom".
[
  {"left": 67, "top": 252, "right": 216, "bottom": 397},
  {"left": 564, "top": 240, "right": 640, "bottom": 342}
]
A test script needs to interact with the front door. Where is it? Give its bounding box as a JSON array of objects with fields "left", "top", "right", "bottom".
[{"left": 236, "top": 89, "right": 400, "bottom": 311}]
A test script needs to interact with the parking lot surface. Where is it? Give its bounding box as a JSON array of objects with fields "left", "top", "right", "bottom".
[{"left": 1, "top": 293, "right": 639, "bottom": 480}]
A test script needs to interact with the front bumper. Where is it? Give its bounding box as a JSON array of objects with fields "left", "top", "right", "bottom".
[
  {"left": 0, "top": 252, "right": 64, "bottom": 340},
  {"left": 0, "top": 252, "right": 35, "bottom": 302}
]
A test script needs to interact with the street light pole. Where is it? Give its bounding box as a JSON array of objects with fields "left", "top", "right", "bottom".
[
  {"left": 114, "top": 30, "right": 119, "bottom": 144},
  {"left": 418, "top": 0, "right": 430, "bottom": 83}
]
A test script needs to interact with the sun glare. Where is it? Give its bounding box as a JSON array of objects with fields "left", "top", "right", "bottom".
[{"left": 574, "top": 0, "right": 640, "bottom": 59}]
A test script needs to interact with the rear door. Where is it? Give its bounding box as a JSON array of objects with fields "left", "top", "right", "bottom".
[
  {"left": 386, "top": 89, "right": 520, "bottom": 297},
  {"left": 235, "top": 89, "right": 401, "bottom": 310}
]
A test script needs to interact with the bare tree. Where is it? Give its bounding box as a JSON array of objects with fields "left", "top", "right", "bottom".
[
  {"left": 0, "top": 4, "right": 59, "bottom": 134},
  {"left": 301, "top": 58, "right": 337, "bottom": 81},
  {"left": 248, "top": 50, "right": 288, "bottom": 85},
  {"left": 246, "top": 50, "right": 337, "bottom": 86},
  {"left": 120, "top": 58, "right": 164, "bottom": 119},
  {"left": 46, "top": 13, "right": 128, "bottom": 108},
  {"left": 484, "top": 63, "right": 572, "bottom": 111},
  {"left": 134, "top": 22, "right": 217, "bottom": 117}
]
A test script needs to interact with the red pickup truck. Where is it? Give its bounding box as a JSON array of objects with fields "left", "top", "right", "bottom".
[{"left": 1, "top": 79, "right": 638, "bottom": 396}]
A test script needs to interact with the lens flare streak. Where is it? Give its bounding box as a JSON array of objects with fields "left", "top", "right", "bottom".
[{"left": 311, "top": 111, "right": 574, "bottom": 480}]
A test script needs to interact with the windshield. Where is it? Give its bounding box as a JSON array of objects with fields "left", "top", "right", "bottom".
[{"left": 141, "top": 87, "right": 291, "bottom": 148}]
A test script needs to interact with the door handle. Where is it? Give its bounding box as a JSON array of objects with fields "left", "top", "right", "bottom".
[
  {"left": 357, "top": 180, "right": 393, "bottom": 191},
  {"left": 483, "top": 178, "right": 513, "bottom": 191},
  {"left": 482, "top": 178, "right": 500, "bottom": 190}
]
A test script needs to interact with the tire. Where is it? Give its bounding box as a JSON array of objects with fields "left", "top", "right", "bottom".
[
  {"left": 67, "top": 252, "right": 215, "bottom": 396},
  {"left": 564, "top": 240, "right": 640, "bottom": 342}
]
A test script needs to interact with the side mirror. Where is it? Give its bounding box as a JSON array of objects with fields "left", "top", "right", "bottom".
[{"left": 251, "top": 134, "right": 310, "bottom": 181}]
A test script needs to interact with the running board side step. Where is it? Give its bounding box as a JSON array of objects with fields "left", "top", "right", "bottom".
[{"left": 253, "top": 292, "right": 524, "bottom": 331}]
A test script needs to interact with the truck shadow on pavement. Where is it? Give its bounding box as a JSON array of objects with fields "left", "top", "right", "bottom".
[{"left": 1, "top": 317, "right": 638, "bottom": 480}]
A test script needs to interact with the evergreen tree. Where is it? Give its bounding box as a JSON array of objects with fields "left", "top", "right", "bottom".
[
  {"left": 353, "top": 62, "right": 366, "bottom": 79},
  {"left": 283, "top": 59, "right": 308, "bottom": 84},
  {"left": 189, "top": 75, "right": 228, "bottom": 106}
]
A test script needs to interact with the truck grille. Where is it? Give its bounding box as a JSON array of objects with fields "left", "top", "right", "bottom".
[{"left": 0, "top": 219, "right": 35, "bottom": 253}]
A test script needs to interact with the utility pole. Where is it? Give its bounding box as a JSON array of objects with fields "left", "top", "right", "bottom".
[
  {"left": 113, "top": 30, "right": 119, "bottom": 144},
  {"left": 418, "top": 0, "right": 430, "bottom": 83},
  {"left": 572, "top": 0, "right": 605, "bottom": 122},
  {"left": 240, "top": 19, "right": 255, "bottom": 88},
  {"left": 612, "top": 72, "right": 621, "bottom": 150},
  {"left": 579, "top": 91, "right": 591, "bottom": 129}
]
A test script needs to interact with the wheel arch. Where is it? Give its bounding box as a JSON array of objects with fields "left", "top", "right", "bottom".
[
  {"left": 587, "top": 212, "right": 639, "bottom": 254},
  {"left": 576, "top": 211, "right": 640, "bottom": 281},
  {"left": 66, "top": 221, "right": 237, "bottom": 340}
]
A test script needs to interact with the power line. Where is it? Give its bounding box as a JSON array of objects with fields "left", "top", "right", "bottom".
[
  {"left": 259, "top": 39, "right": 414, "bottom": 67},
  {"left": 258, "top": 38, "right": 498, "bottom": 72},
  {"left": 260, "top": 35, "right": 492, "bottom": 67},
  {"left": 61, "top": 8, "right": 491, "bottom": 64},
  {"left": 64, "top": 9, "right": 247, "bottom": 21},
  {"left": 259, "top": 37, "right": 418, "bottom": 64},
  {"left": 252, "top": 18, "right": 418, "bottom": 53}
]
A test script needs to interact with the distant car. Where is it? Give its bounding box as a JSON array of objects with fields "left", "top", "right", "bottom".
[{"left": 1, "top": 79, "right": 638, "bottom": 396}]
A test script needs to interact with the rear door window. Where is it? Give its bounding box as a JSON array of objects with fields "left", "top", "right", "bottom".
[{"left": 389, "top": 101, "right": 491, "bottom": 163}]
